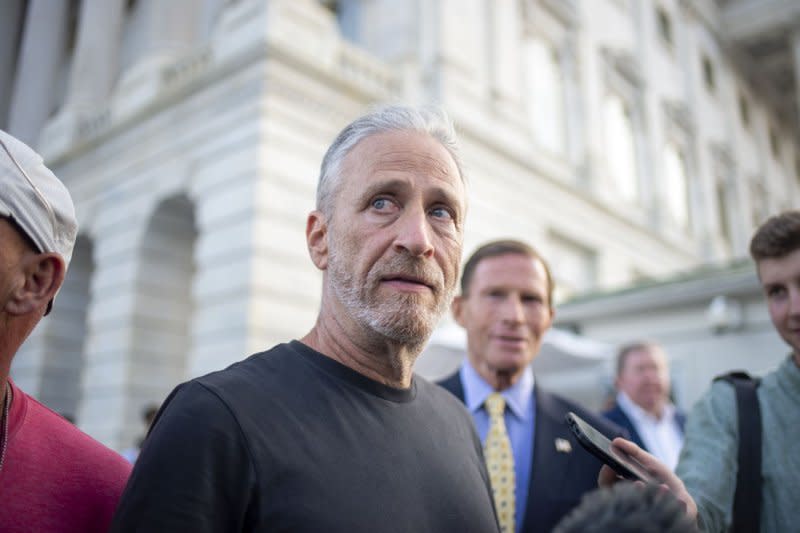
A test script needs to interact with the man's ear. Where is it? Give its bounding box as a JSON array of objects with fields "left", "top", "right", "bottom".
[
  {"left": 306, "top": 210, "right": 329, "bottom": 270},
  {"left": 5, "top": 253, "right": 65, "bottom": 316}
]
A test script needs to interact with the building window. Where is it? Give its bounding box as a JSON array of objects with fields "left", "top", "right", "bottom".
[
  {"left": 738, "top": 93, "right": 750, "bottom": 127},
  {"left": 656, "top": 7, "right": 672, "bottom": 49},
  {"left": 702, "top": 55, "right": 715, "bottom": 92},
  {"left": 750, "top": 179, "right": 768, "bottom": 227},
  {"left": 603, "top": 93, "right": 639, "bottom": 203},
  {"left": 795, "top": 158, "right": 800, "bottom": 185},
  {"left": 716, "top": 181, "right": 731, "bottom": 245},
  {"left": 548, "top": 234, "right": 597, "bottom": 303},
  {"left": 525, "top": 37, "right": 566, "bottom": 155},
  {"left": 319, "top": 0, "right": 360, "bottom": 43},
  {"left": 663, "top": 142, "right": 690, "bottom": 229},
  {"left": 770, "top": 128, "right": 780, "bottom": 158}
]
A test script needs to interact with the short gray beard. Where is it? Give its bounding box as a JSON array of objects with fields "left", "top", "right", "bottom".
[{"left": 327, "top": 246, "right": 454, "bottom": 348}]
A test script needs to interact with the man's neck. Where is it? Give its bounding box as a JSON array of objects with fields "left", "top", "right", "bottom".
[
  {"left": 301, "top": 311, "right": 418, "bottom": 389},
  {"left": 469, "top": 359, "right": 523, "bottom": 392},
  {"left": 619, "top": 392, "right": 665, "bottom": 420},
  {"left": 648, "top": 404, "right": 665, "bottom": 419}
]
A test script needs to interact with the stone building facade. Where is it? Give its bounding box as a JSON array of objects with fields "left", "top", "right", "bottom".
[{"left": 2, "top": 0, "right": 798, "bottom": 449}]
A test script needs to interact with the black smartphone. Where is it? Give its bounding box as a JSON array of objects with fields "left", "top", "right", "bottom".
[{"left": 565, "top": 411, "right": 657, "bottom": 484}]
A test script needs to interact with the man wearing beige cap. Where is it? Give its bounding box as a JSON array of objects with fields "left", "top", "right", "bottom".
[{"left": 0, "top": 130, "right": 131, "bottom": 533}]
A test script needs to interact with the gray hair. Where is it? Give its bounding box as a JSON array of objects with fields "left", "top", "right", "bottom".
[{"left": 316, "top": 104, "right": 464, "bottom": 216}]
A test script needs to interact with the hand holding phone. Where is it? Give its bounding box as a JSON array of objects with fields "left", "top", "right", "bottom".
[{"left": 565, "top": 411, "right": 657, "bottom": 484}]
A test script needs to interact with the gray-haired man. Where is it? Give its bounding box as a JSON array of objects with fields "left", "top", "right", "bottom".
[
  {"left": 111, "top": 105, "right": 499, "bottom": 532},
  {"left": 0, "top": 130, "right": 131, "bottom": 533}
]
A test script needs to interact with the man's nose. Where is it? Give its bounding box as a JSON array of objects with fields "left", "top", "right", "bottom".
[
  {"left": 500, "top": 295, "right": 525, "bottom": 324},
  {"left": 394, "top": 207, "right": 434, "bottom": 258}
]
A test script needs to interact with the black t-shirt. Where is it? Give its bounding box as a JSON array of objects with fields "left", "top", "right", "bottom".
[{"left": 110, "top": 341, "right": 499, "bottom": 532}]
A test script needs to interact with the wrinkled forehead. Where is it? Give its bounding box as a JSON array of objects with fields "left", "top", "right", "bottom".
[
  {"left": 627, "top": 346, "right": 667, "bottom": 368},
  {"left": 337, "top": 131, "right": 465, "bottom": 198}
]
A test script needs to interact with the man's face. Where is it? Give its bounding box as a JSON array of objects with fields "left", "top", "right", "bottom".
[
  {"left": 324, "top": 130, "right": 466, "bottom": 346},
  {"left": 453, "top": 253, "right": 554, "bottom": 384},
  {"left": 616, "top": 347, "right": 670, "bottom": 414},
  {"left": 758, "top": 248, "right": 800, "bottom": 361}
]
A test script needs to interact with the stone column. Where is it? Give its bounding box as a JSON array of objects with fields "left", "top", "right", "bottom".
[
  {"left": 0, "top": 0, "right": 26, "bottom": 128},
  {"left": 66, "top": 0, "right": 126, "bottom": 110},
  {"left": 117, "top": 0, "right": 206, "bottom": 100},
  {"left": 7, "top": 0, "right": 71, "bottom": 146},
  {"left": 38, "top": 0, "right": 126, "bottom": 157},
  {"left": 488, "top": 0, "right": 522, "bottom": 113},
  {"left": 111, "top": 0, "right": 218, "bottom": 124}
]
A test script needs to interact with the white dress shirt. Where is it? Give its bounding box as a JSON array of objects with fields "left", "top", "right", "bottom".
[{"left": 617, "top": 391, "right": 684, "bottom": 470}]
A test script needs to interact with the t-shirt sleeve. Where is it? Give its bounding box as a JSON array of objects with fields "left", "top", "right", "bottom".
[
  {"left": 675, "top": 381, "right": 738, "bottom": 533},
  {"left": 109, "top": 381, "right": 258, "bottom": 532}
]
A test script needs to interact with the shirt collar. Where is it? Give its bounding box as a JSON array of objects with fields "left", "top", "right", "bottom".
[
  {"left": 617, "top": 391, "right": 675, "bottom": 423},
  {"left": 460, "top": 360, "right": 534, "bottom": 421}
]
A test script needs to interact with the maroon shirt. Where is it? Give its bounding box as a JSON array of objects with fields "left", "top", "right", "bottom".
[{"left": 0, "top": 380, "right": 132, "bottom": 533}]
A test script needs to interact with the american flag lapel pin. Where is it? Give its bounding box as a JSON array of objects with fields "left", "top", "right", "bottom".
[{"left": 555, "top": 438, "right": 572, "bottom": 453}]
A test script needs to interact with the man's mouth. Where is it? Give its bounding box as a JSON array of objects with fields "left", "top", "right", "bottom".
[
  {"left": 492, "top": 334, "right": 527, "bottom": 345},
  {"left": 380, "top": 274, "right": 435, "bottom": 292}
]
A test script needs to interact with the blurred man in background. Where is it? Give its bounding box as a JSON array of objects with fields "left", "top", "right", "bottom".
[
  {"left": 0, "top": 130, "right": 131, "bottom": 533},
  {"left": 439, "top": 239, "right": 626, "bottom": 533},
  {"left": 603, "top": 341, "right": 685, "bottom": 470}
]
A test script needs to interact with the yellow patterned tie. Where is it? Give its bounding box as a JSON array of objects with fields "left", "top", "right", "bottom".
[{"left": 484, "top": 392, "right": 515, "bottom": 533}]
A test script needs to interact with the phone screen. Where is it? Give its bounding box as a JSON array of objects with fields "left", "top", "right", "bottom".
[{"left": 565, "top": 412, "right": 656, "bottom": 484}]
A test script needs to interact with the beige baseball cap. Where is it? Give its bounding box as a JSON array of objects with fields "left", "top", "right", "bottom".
[{"left": 0, "top": 130, "right": 78, "bottom": 311}]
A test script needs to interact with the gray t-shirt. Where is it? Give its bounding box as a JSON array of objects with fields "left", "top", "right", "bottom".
[{"left": 110, "top": 341, "right": 499, "bottom": 532}]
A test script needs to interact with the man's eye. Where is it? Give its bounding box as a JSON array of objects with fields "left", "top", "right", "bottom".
[
  {"left": 430, "top": 206, "right": 453, "bottom": 220},
  {"left": 767, "top": 286, "right": 786, "bottom": 298},
  {"left": 372, "top": 198, "right": 390, "bottom": 210}
]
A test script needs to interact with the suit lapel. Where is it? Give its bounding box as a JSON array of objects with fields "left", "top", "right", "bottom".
[
  {"left": 521, "top": 388, "right": 572, "bottom": 531},
  {"left": 676, "top": 410, "right": 686, "bottom": 433},
  {"left": 614, "top": 407, "right": 645, "bottom": 449},
  {"left": 438, "top": 372, "right": 465, "bottom": 402}
]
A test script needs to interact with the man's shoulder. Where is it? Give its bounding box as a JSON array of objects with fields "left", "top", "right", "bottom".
[
  {"left": 434, "top": 370, "right": 463, "bottom": 399},
  {"left": 601, "top": 403, "right": 624, "bottom": 417},
  {"left": 156, "top": 342, "right": 303, "bottom": 427},
  {"left": 601, "top": 403, "right": 630, "bottom": 425},
  {"left": 21, "top": 390, "right": 131, "bottom": 481},
  {"left": 192, "top": 341, "right": 301, "bottom": 393},
  {"left": 419, "top": 374, "right": 468, "bottom": 411}
]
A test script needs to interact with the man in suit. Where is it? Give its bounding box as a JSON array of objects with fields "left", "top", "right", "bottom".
[
  {"left": 439, "top": 239, "right": 626, "bottom": 533},
  {"left": 602, "top": 342, "right": 685, "bottom": 470}
]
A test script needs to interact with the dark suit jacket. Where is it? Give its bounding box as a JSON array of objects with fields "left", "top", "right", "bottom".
[
  {"left": 602, "top": 403, "right": 686, "bottom": 452},
  {"left": 438, "top": 372, "right": 627, "bottom": 533}
]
